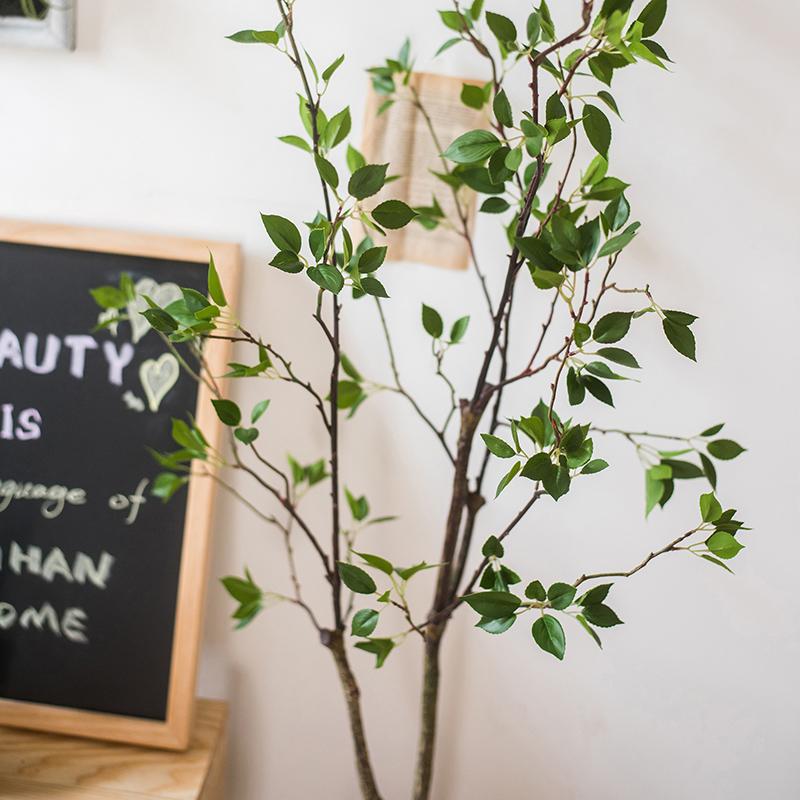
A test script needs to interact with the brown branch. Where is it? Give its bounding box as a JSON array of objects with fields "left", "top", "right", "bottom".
[
  {"left": 376, "top": 299, "right": 456, "bottom": 464},
  {"left": 234, "top": 453, "right": 331, "bottom": 577},
  {"left": 573, "top": 528, "right": 700, "bottom": 588}
]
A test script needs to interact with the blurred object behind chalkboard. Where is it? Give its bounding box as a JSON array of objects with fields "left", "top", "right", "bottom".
[
  {"left": 0, "top": 0, "right": 76, "bottom": 50},
  {"left": 0, "top": 220, "right": 240, "bottom": 749}
]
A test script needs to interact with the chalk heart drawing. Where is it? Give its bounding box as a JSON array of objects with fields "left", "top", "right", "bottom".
[
  {"left": 139, "top": 353, "right": 180, "bottom": 413},
  {"left": 128, "top": 278, "right": 182, "bottom": 344}
]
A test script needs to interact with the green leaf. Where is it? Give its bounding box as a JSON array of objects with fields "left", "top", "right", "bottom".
[
  {"left": 449, "top": 315, "right": 470, "bottom": 343},
  {"left": 206, "top": 253, "right": 227, "bottom": 306},
  {"left": 582, "top": 459, "right": 609, "bottom": 475},
  {"left": 323, "top": 107, "right": 351, "bottom": 150},
  {"left": 517, "top": 235, "right": 561, "bottom": 271},
  {"left": 322, "top": 53, "right": 345, "bottom": 82},
  {"left": 532, "top": 615, "right": 566, "bottom": 660},
  {"left": 645, "top": 467, "right": 665, "bottom": 516},
  {"left": 525, "top": 580, "right": 546, "bottom": 601},
  {"left": 373, "top": 199, "right": 417, "bottom": 229},
  {"left": 580, "top": 583, "right": 612, "bottom": 605},
  {"left": 477, "top": 615, "right": 516, "bottom": 634},
  {"left": 662, "top": 318, "right": 697, "bottom": 361},
  {"left": 464, "top": 591, "right": 521, "bottom": 620},
  {"left": 355, "top": 551, "right": 393, "bottom": 575},
  {"left": 701, "top": 423, "right": 725, "bottom": 437},
  {"left": 315, "top": 153, "right": 339, "bottom": 189},
  {"left": 347, "top": 144, "right": 366, "bottom": 172},
  {"left": 583, "top": 375, "right": 614, "bottom": 406},
  {"left": 600, "top": 0, "right": 633, "bottom": 17},
  {"left": 663, "top": 309, "right": 698, "bottom": 326},
  {"left": 435, "top": 37, "right": 462, "bottom": 56},
  {"left": 355, "top": 638, "right": 394, "bottom": 668},
  {"left": 261, "top": 214, "right": 302, "bottom": 253},
  {"left": 336, "top": 380, "right": 364, "bottom": 409},
  {"left": 442, "top": 130, "right": 501, "bottom": 164},
  {"left": 603, "top": 194, "right": 631, "bottom": 232},
  {"left": 567, "top": 368, "right": 585, "bottom": 406},
  {"left": 521, "top": 452, "right": 556, "bottom": 482},
  {"left": 480, "top": 197, "right": 510, "bottom": 214},
  {"left": 596, "top": 347, "right": 640, "bottom": 368},
  {"left": 543, "top": 462, "right": 571, "bottom": 500},
  {"left": 233, "top": 426, "right": 258, "bottom": 445},
  {"left": 345, "top": 488, "right": 369, "bottom": 520},
  {"left": 700, "top": 491, "right": 723, "bottom": 523},
  {"left": 706, "top": 531, "right": 744, "bottom": 560},
  {"left": 212, "top": 399, "right": 241, "bottom": 427},
  {"left": 486, "top": 11, "right": 517, "bottom": 42},
  {"left": 598, "top": 221, "right": 641, "bottom": 257},
  {"left": 358, "top": 246, "right": 387, "bottom": 275},
  {"left": 505, "top": 147, "right": 523, "bottom": 172},
  {"left": 349, "top": 163, "right": 389, "bottom": 200},
  {"left": 480, "top": 537, "right": 504, "bottom": 560},
  {"left": 351, "top": 608, "right": 379, "bottom": 637},
  {"left": 584, "top": 361, "right": 629, "bottom": 381},
  {"left": 493, "top": 89, "right": 513, "bottom": 126},
  {"left": 700, "top": 452, "right": 718, "bottom": 489},
  {"left": 270, "top": 250, "right": 303, "bottom": 273},
  {"left": 584, "top": 177, "right": 629, "bottom": 201},
  {"left": 572, "top": 322, "right": 591, "bottom": 348},
  {"left": 337, "top": 562, "right": 377, "bottom": 594},
  {"left": 701, "top": 554, "right": 734, "bottom": 574},
  {"left": 251, "top": 399, "right": 270, "bottom": 423},
  {"left": 708, "top": 439, "right": 745, "bottom": 460},
  {"left": 582, "top": 603, "right": 623, "bottom": 627},
  {"left": 221, "top": 575, "right": 262, "bottom": 604},
  {"left": 496, "top": 461, "right": 521, "bottom": 497},
  {"left": 461, "top": 83, "right": 486, "bottom": 110},
  {"left": 308, "top": 264, "right": 344, "bottom": 294},
  {"left": 548, "top": 582, "right": 577, "bottom": 610},
  {"left": 142, "top": 307, "right": 177, "bottom": 333},
  {"left": 638, "top": 0, "right": 667, "bottom": 37},
  {"left": 226, "top": 29, "right": 278, "bottom": 44},
  {"left": 576, "top": 614, "right": 603, "bottom": 648},
  {"left": 361, "top": 277, "right": 389, "bottom": 298},
  {"left": 421, "top": 304, "right": 444, "bottom": 338},
  {"left": 662, "top": 459, "right": 703, "bottom": 479},
  {"left": 469, "top": 0, "right": 485, "bottom": 19},
  {"left": 481, "top": 433, "right": 516, "bottom": 459},
  {"left": 152, "top": 471, "right": 187, "bottom": 502},
  {"left": 583, "top": 104, "right": 612, "bottom": 156},
  {"left": 597, "top": 90, "right": 622, "bottom": 118},
  {"left": 395, "top": 561, "right": 440, "bottom": 581},
  {"left": 594, "top": 311, "right": 633, "bottom": 343},
  {"left": 439, "top": 9, "right": 470, "bottom": 31},
  {"left": 90, "top": 285, "right": 127, "bottom": 310}
]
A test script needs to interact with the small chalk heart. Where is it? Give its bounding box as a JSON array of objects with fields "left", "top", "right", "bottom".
[
  {"left": 128, "top": 278, "right": 182, "bottom": 344},
  {"left": 139, "top": 353, "right": 180, "bottom": 413}
]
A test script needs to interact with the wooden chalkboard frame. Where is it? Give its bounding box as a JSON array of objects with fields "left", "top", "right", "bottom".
[{"left": 0, "top": 220, "right": 240, "bottom": 749}]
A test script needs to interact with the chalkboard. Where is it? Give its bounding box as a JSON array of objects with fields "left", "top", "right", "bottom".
[
  {"left": 0, "top": 221, "right": 239, "bottom": 749},
  {"left": 0, "top": 1, "right": 47, "bottom": 17}
]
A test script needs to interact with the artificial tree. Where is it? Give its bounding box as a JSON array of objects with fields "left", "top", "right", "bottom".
[{"left": 93, "top": 1, "right": 748, "bottom": 797}]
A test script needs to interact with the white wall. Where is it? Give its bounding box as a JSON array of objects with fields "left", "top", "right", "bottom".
[{"left": 2, "top": 1, "right": 797, "bottom": 798}]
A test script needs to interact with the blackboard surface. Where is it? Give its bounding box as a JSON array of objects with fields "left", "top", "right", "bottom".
[
  {"left": 0, "top": 1, "right": 47, "bottom": 17},
  {"left": 0, "top": 240, "right": 206, "bottom": 721}
]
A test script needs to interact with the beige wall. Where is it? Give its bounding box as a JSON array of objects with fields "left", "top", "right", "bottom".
[{"left": 1, "top": 1, "right": 797, "bottom": 797}]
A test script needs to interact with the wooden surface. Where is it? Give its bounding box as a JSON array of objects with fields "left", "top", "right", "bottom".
[
  {"left": 0, "top": 220, "right": 240, "bottom": 749},
  {"left": 0, "top": 699, "right": 227, "bottom": 799}
]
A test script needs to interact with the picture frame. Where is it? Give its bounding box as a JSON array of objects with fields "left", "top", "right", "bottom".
[
  {"left": 0, "top": 0, "right": 76, "bottom": 51},
  {"left": 0, "top": 220, "right": 240, "bottom": 749}
]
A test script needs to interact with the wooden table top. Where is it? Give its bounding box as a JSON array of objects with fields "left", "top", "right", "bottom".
[{"left": 0, "top": 699, "right": 227, "bottom": 799}]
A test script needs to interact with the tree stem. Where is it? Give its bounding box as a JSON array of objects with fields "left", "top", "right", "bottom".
[
  {"left": 327, "top": 630, "right": 383, "bottom": 800},
  {"left": 412, "top": 626, "right": 443, "bottom": 800}
]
